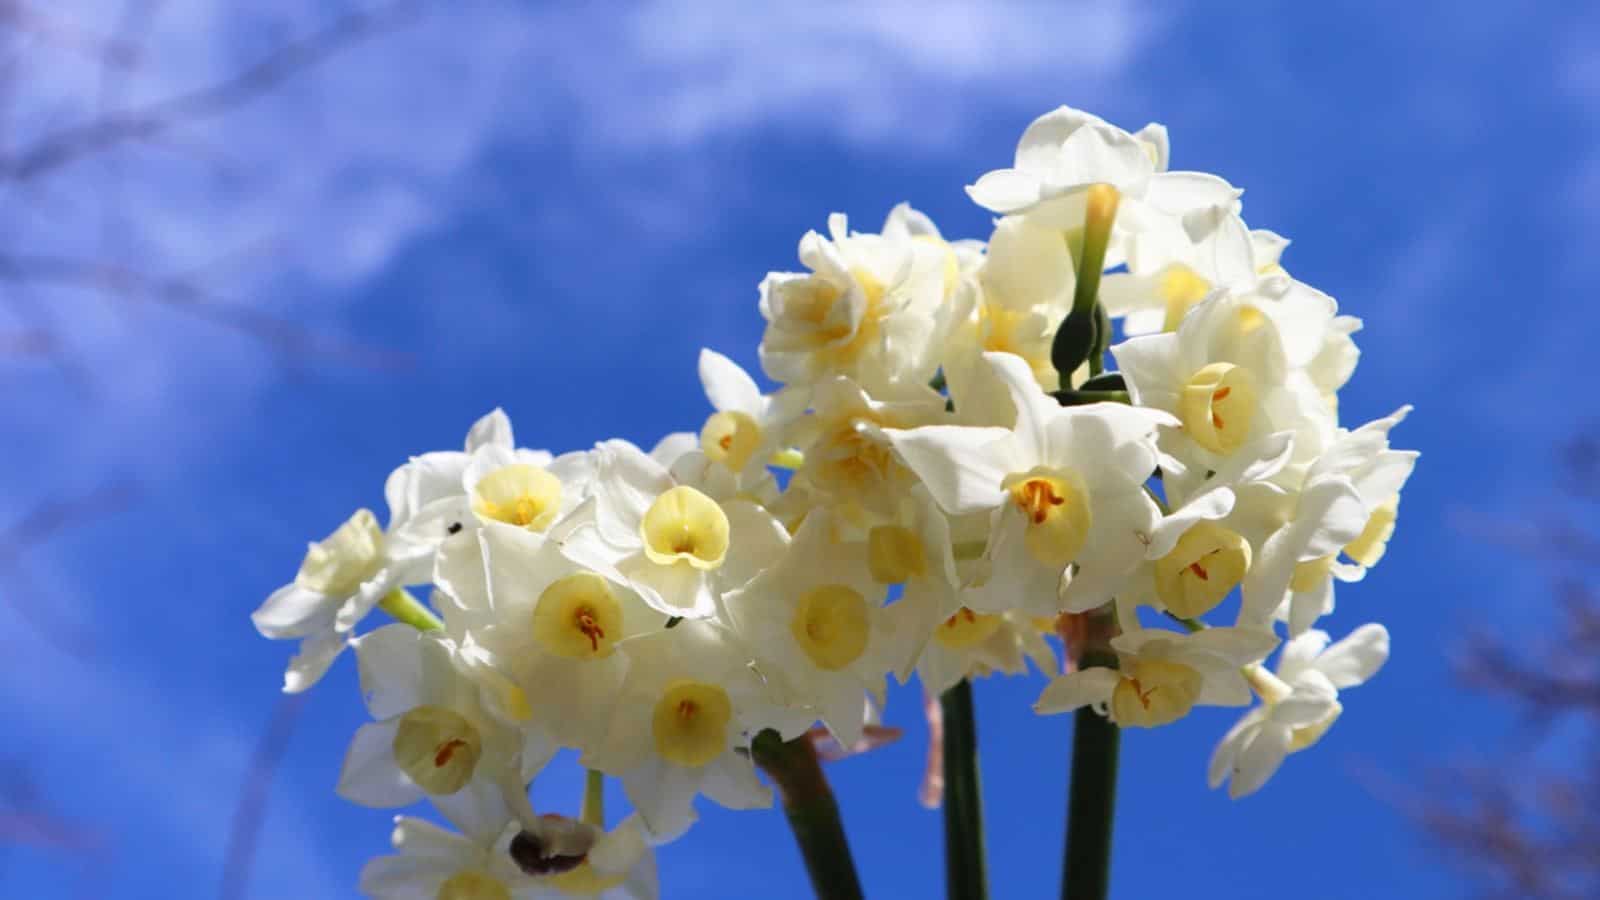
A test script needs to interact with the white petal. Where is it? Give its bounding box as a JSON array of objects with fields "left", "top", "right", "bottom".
[
  {"left": 1208, "top": 711, "right": 1263, "bottom": 789},
  {"left": 1034, "top": 668, "right": 1120, "bottom": 715},
  {"left": 252, "top": 584, "right": 335, "bottom": 639},
  {"left": 466, "top": 408, "right": 514, "bottom": 453},
  {"left": 965, "top": 168, "right": 1042, "bottom": 213},
  {"left": 1183, "top": 626, "right": 1279, "bottom": 665},
  {"left": 431, "top": 778, "right": 513, "bottom": 844},
  {"left": 1314, "top": 623, "right": 1390, "bottom": 688},
  {"left": 353, "top": 624, "right": 427, "bottom": 719},
  {"left": 283, "top": 630, "right": 348, "bottom": 693},
  {"left": 882, "top": 425, "right": 1012, "bottom": 515},
  {"left": 337, "top": 720, "right": 420, "bottom": 808},
  {"left": 1147, "top": 488, "right": 1234, "bottom": 559},
  {"left": 982, "top": 351, "right": 1060, "bottom": 464},
  {"left": 1228, "top": 722, "right": 1292, "bottom": 799},
  {"left": 698, "top": 348, "right": 764, "bottom": 417},
  {"left": 700, "top": 754, "right": 772, "bottom": 811}
]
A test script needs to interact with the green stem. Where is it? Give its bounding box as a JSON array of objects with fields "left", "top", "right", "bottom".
[
  {"left": 580, "top": 769, "right": 605, "bottom": 827},
  {"left": 1052, "top": 389, "right": 1130, "bottom": 406},
  {"left": 1062, "top": 706, "right": 1120, "bottom": 900},
  {"left": 1062, "top": 617, "right": 1120, "bottom": 900},
  {"left": 378, "top": 587, "right": 443, "bottom": 632},
  {"left": 941, "top": 679, "right": 988, "bottom": 900},
  {"left": 751, "top": 730, "right": 864, "bottom": 900}
]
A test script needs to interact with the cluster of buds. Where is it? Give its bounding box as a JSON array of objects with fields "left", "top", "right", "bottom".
[{"left": 252, "top": 105, "right": 1416, "bottom": 898}]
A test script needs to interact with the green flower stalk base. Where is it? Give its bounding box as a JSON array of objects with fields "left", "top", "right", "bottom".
[{"left": 752, "top": 730, "right": 865, "bottom": 900}]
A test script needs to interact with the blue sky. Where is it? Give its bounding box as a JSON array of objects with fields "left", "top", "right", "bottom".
[{"left": 3, "top": 1, "right": 1598, "bottom": 897}]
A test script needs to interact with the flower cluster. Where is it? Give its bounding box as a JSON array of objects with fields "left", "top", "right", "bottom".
[{"left": 252, "top": 105, "right": 1416, "bottom": 897}]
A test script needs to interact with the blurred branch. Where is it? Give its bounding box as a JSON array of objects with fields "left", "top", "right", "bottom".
[
  {"left": 0, "top": 1, "right": 141, "bottom": 70},
  {"left": 218, "top": 692, "right": 310, "bottom": 900},
  {"left": 0, "top": 1, "right": 421, "bottom": 181},
  {"left": 0, "top": 252, "right": 415, "bottom": 372}
]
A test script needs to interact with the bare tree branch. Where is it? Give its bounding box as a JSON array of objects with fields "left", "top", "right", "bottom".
[
  {"left": 0, "top": 1, "right": 421, "bottom": 181},
  {"left": 217, "top": 691, "right": 310, "bottom": 900}
]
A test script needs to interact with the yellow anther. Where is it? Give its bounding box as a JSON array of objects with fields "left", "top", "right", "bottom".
[
  {"left": 1002, "top": 468, "right": 1092, "bottom": 567},
  {"left": 532, "top": 573, "right": 624, "bottom": 659},
  {"left": 392, "top": 705, "right": 482, "bottom": 795}
]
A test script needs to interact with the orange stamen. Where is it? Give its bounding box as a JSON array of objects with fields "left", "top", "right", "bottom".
[{"left": 434, "top": 738, "right": 467, "bottom": 768}]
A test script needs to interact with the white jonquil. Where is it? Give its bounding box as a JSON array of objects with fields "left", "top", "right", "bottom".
[{"left": 250, "top": 101, "right": 1416, "bottom": 896}]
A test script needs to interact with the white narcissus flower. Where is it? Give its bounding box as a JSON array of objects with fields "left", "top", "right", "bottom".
[
  {"left": 758, "top": 211, "right": 947, "bottom": 391},
  {"left": 1113, "top": 291, "right": 1334, "bottom": 473},
  {"left": 787, "top": 376, "right": 947, "bottom": 522},
  {"left": 526, "top": 813, "right": 659, "bottom": 900},
  {"left": 1248, "top": 408, "right": 1418, "bottom": 635},
  {"left": 1100, "top": 205, "right": 1260, "bottom": 337},
  {"left": 1033, "top": 626, "right": 1278, "bottom": 727},
  {"left": 359, "top": 780, "right": 537, "bottom": 899},
  {"left": 966, "top": 106, "right": 1239, "bottom": 256},
  {"left": 1209, "top": 624, "right": 1389, "bottom": 798},
  {"left": 943, "top": 215, "right": 1077, "bottom": 407},
  {"left": 581, "top": 620, "right": 795, "bottom": 841},
  {"left": 338, "top": 625, "right": 552, "bottom": 810},
  {"left": 885, "top": 351, "right": 1173, "bottom": 616},
  {"left": 689, "top": 348, "right": 807, "bottom": 482},
  {"left": 252, "top": 504, "right": 431, "bottom": 693},
  {"left": 721, "top": 511, "right": 895, "bottom": 746},
  {"left": 915, "top": 610, "right": 1055, "bottom": 699},
  {"left": 460, "top": 524, "right": 666, "bottom": 750},
  {"left": 560, "top": 440, "right": 789, "bottom": 620}
]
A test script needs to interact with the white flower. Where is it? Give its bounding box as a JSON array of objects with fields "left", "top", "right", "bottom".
[
  {"left": 1033, "top": 626, "right": 1278, "bottom": 727},
  {"left": 885, "top": 351, "right": 1173, "bottom": 615},
  {"left": 1113, "top": 291, "right": 1334, "bottom": 472},
  {"left": 1100, "top": 205, "right": 1261, "bottom": 336},
  {"left": 527, "top": 814, "right": 659, "bottom": 900},
  {"left": 915, "top": 610, "right": 1054, "bottom": 699},
  {"left": 582, "top": 620, "right": 793, "bottom": 841},
  {"left": 252, "top": 506, "right": 429, "bottom": 693},
  {"left": 787, "top": 376, "right": 947, "bottom": 522},
  {"left": 758, "top": 211, "right": 947, "bottom": 390},
  {"left": 1209, "top": 624, "right": 1389, "bottom": 798},
  {"left": 943, "top": 215, "right": 1077, "bottom": 406},
  {"left": 560, "top": 440, "right": 789, "bottom": 619},
  {"left": 359, "top": 780, "right": 535, "bottom": 899},
  {"left": 461, "top": 525, "right": 667, "bottom": 750},
  {"left": 337, "top": 625, "right": 551, "bottom": 809},
  {"left": 966, "top": 106, "right": 1239, "bottom": 251},
  {"left": 721, "top": 510, "right": 895, "bottom": 746},
  {"left": 689, "top": 348, "right": 807, "bottom": 480},
  {"left": 1246, "top": 408, "right": 1417, "bottom": 634}
]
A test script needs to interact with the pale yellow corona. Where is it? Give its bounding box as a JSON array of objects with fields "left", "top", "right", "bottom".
[
  {"left": 1110, "top": 659, "right": 1203, "bottom": 728},
  {"left": 473, "top": 465, "right": 563, "bottom": 531},
  {"left": 1153, "top": 522, "right": 1251, "bottom": 618},
  {"left": 641, "top": 486, "right": 730, "bottom": 570},
  {"left": 533, "top": 573, "right": 624, "bottom": 659},
  {"left": 1179, "top": 362, "right": 1258, "bottom": 454},
  {"left": 1344, "top": 496, "right": 1398, "bottom": 568},
  {"left": 295, "top": 508, "right": 384, "bottom": 595},
  {"left": 1003, "top": 468, "right": 1092, "bottom": 567},
  {"left": 392, "top": 705, "right": 483, "bottom": 795},
  {"left": 1290, "top": 554, "right": 1336, "bottom": 593},
  {"left": 1288, "top": 701, "right": 1343, "bottom": 751},
  {"left": 436, "top": 870, "right": 510, "bottom": 900},
  {"left": 791, "top": 584, "right": 871, "bottom": 671},
  {"left": 867, "top": 525, "right": 928, "bottom": 583},
  {"left": 700, "top": 410, "right": 762, "bottom": 471},
  {"left": 1159, "top": 265, "right": 1212, "bottom": 332},
  {"left": 933, "top": 608, "right": 1003, "bottom": 649},
  {"left": 652, "top": 680, "right": 733, "bottom": 768}
]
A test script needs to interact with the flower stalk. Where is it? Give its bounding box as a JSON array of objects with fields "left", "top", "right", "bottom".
[
  {"left": 1062, "top": 611, "right": 1120, "bottom": 900},
  {"left": 941, "top": 678, "right": 988, "bottom": 900},
  {"left": 378, "top": 587, "right": 443, "bottom": 632},
  {"left": 751, "top": 729, "right": 865, "bottom": 900}
]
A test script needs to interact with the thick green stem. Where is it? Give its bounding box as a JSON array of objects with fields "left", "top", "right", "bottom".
[
  {"left": 1062, "top": 707, "right": 1120, "bottom": 900},
  {"left": 941, "top": 679, "right": 988, "bottom": 900},
  {"left": 378, "top": 587, "right": 443, "bottom": 632},
  {"left": 581, "top": 769, "right": 605, "bottom": 827},
  {"left": 751, "top": 730, "right": 864, "bottom": 900},
  {"left": 1062, "top": 626, "right": 1120, "bottom": 900}
]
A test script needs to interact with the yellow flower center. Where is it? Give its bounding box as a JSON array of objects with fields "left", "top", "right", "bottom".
[
  {"left": 473, "top": 464, "right": 563, "bottom": 531},
  {"left": 1003, "top": 468, "right": 1092, "bottom": 568},
  {"left": 933, "top": 607, "right": 1003, "bottom": 649},
  {"left": 546, "top": 860, "right": 630, "bottom": 896},
  {"left": 392, "top": 705, "right": 482, "bottom": 795},
  {"left": 1179, "top": 362, "right": 1258, "bottom": 454},
  {"left": 532, "top": 572, "right": 624, "bottom": 659},
  {"left": 1159, "top": 264, "right": 1212, "bottom": 332},
  {"left": 652, "top": 679, "right": 733, "bottom": 768},
  {"left": 640, "top": 486, "right": 730, "bottom": 571},
  {"left": 700, "top": 410, "right": 763, "bottom": 472},
  {"left": 436, "top": 870, "right": 510, "bottom": 900},
  {"left": 1343, "top": 496, "right": 1398, "bottom": 568},
  {"left": 867, "top": 525, "right": 928, "bottom": 583},
  {"left": 1153, "top": 522, "right": 1252, "bottom": 618},
  {"left": 1110, "top": 659, "right": 1202, "bottom": 728},
  {"left": 791, "top": 584, "right": 871, "bottom": 671},
  {"left": 295, "top": 508, "right": 384, "bottom": 595}
]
